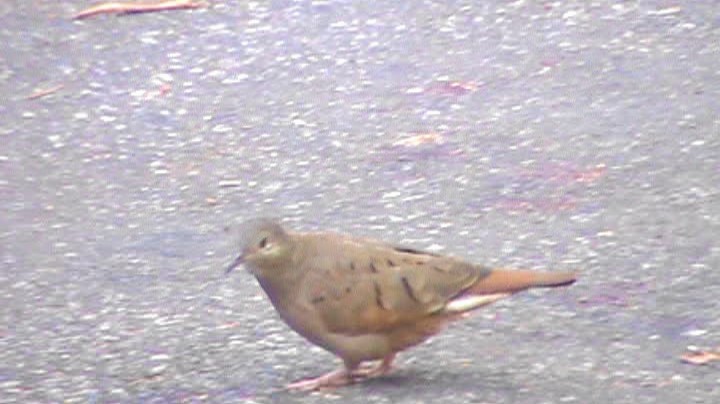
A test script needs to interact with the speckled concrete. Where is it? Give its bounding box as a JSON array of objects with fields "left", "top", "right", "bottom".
[{"left": 1, "top": 1, "right": 719, "bottom": 403}]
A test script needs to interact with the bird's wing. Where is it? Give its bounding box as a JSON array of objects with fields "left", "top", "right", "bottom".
[{"left": 297, "top": 234, "right": 491, "bottom": 335}]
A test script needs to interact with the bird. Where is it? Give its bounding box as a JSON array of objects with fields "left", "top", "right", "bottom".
[{"left": 225, "top": 218, "right": 577, "bottom": 390}]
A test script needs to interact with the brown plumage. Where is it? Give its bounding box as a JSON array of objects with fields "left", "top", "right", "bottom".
[{"left": 225, "top": 218, "right": 577, "bottom": 390}]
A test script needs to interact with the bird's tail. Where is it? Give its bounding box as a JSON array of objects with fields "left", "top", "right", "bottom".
[
  {"left": 468, "top": 268, "right": 577, "bottom": 295},
  {"left": 443, "top": 268, "right": 577, "bottom": 314}
]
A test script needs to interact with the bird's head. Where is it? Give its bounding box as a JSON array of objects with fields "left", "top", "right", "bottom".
[{"left": 225, "top": 218, "right": 293, "bottom": 277}]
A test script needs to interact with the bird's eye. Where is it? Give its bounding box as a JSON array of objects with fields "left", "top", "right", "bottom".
[{"left": 258, "top": 237, "right": 269, "bottom": 249}]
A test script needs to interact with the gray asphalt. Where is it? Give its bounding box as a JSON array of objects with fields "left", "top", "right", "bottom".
[{"left": 1, "top": 1, "right": 719, "bottom": 403}]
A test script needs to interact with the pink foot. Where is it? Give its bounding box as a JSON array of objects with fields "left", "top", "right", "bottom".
[
  {"left": 287, "top": 354, "right": 398, "bottom": 391},
  {"left": 286, "top": 368, "right": 352, "bottom": 391}
]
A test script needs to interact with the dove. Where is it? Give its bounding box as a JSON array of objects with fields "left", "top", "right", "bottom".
[{"left": 225, "top": 218, "right": 577, "bottom": 390}]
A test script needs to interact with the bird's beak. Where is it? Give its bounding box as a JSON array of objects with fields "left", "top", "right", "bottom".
[{"left": 225, "top": 253, "right": 245, "bottom": 275}]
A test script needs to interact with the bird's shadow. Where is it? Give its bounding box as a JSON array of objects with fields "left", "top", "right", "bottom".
[
  {"left": 267, "top": 366, "right": 519, "bottom": 400},
  {"left": 360, "top": 367, "right": 518, "bottom": 392}
]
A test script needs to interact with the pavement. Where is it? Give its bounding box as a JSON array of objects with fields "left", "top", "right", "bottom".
[{"left": 1, "top": 1, "right": 719, "bottom": 403}]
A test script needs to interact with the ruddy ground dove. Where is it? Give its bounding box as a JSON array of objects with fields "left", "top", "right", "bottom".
[{"left": 225, "top": 218, "right": 577, "bottom": 390}]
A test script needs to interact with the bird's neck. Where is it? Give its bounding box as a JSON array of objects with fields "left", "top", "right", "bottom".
[
  {"left": 255, "top": 246, "right": 307, "bottom": 308},
  {"left": 256, "top": 273, "right": 299, "bottom": 308}
]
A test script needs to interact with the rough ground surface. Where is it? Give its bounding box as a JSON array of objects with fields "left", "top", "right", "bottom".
[{"left": 1, "top": 1, "right": 719, "bottom": 403}]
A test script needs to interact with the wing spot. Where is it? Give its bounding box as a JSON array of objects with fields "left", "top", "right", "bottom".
[
  {"left": 373, "top": 281, "right": 386, "bottom": 310},
  {"left": 387, "top": 259, "right": 396, "bottom": 267},
  {"left": 401, "top": 276, "right": 420, "bottom": 302},
  {"left": 369, "top": 261, "right": 378, "bottom": 273},
  {"left": 432, "top": 265, "right": 445, "bottom": 272},
  {"left": 311, "top": 296, "right": 326, "bottom": 304},
  {"left": 349, "top": 262, "right": 356, "bottom": 271}
]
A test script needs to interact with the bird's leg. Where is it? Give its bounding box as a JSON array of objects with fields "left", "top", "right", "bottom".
[
  {"left": 353, "top": 353, "right": 396, "bottom": 378},
  {"left": 286, "top": 361, "right": 360, "bottom": 391}
]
